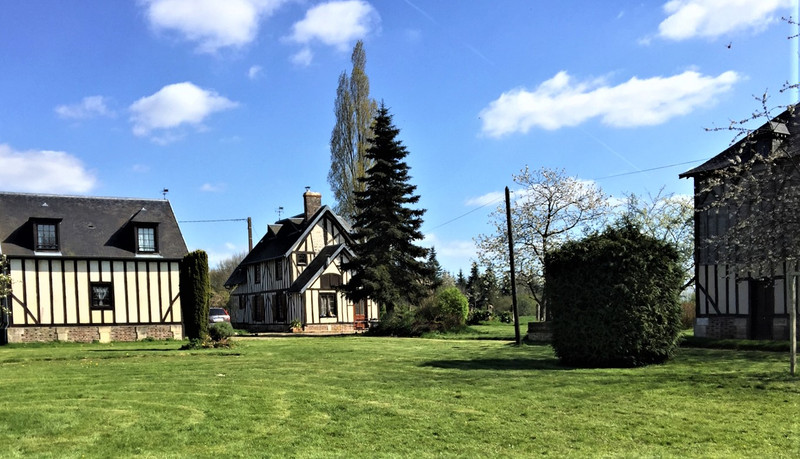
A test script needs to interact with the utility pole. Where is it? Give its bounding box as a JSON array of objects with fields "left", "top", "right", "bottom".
[
  {"left": 789, "top": 266, "right": 797, "bottom": 376},
  {"left": 247, "top": 217, "right": 253, "bottom": 252},
  {"left": 506, "top": 187, "right": 521, "bottom": 345}
]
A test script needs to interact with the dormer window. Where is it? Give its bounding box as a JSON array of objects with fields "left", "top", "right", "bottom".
[
  {"left": 33, "top": 220, "right": 60, "bottom": 251},
  {"left": 297, "top": 253, "right": 308, "bottom": 266},
  {"left": 136, "top": 225, "right": 158, "bottom": 253}
]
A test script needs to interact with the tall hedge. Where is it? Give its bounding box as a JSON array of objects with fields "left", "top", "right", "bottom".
[
  {"left": 546, "top": 222, "right": 683, "bottom": 367},
  {"left": 180, "top": 250, "right": 210, "bottom": 340}
]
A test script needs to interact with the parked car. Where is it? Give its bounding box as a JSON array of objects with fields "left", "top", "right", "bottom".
[{"left": 209, "top": 308, "right": 231, "bottom": 325}]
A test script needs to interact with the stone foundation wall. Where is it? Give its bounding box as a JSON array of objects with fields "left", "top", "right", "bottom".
[
  {"left": 303, "top": 323, "right": 355, "bottom": 334},
  {"left": 7, "top": 324, "right": 182, "bottom": 343},
  {"left": 526, "top": 321, "right": 553, "bottom": 342},
  {"left": 694, "top": 317, "right": 748, "bottom": 339}
]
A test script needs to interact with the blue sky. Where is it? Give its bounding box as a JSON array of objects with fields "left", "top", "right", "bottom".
[{"left": 1, "top": 0, "right": 798, "bottom": 274}]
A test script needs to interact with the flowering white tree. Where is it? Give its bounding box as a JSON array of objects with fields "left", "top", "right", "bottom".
[
  {"left": 475, "top": 166, "right": 611, "bottom": 321},
  {"left": 621, "top": 188, "right": 694, "bottom": 288},
  {"left": 1, "top": 255, "right": 11, "bottom": 315}
]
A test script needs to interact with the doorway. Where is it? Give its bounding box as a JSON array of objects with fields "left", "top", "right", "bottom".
[{"left": 749, "top": 279, "right": 774, "bottom": 340}]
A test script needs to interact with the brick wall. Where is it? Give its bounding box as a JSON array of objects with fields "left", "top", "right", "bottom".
[
  {"left": 695, "top": 317, "right": 748, "bottom": 339},
  {"left": 7, "top": 325, "right": 181, "bottom": 343},
  {"left": 304, "top": 323, "right": 355, "bottom": 333}
]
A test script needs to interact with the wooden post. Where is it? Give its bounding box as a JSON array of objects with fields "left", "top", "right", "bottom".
[
  {"left": 505, "top": 187, "right": 521, "bottom": 345},
  {"left": 790, "top": 269, "right": 797, "bottom": 376},
  {"left": 247, "top": 217, "right": 253, "bottom": 252}
]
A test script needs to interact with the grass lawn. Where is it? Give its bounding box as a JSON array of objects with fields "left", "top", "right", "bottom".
[
  {"left": 422, "top": 315, "right": 536, "bottom": 340},
  {"left": 1, "top": 337, "right": 799, "bottom": 458}
]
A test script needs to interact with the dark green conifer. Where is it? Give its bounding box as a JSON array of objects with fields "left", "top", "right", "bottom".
[
  {"left": 180, "top": 250, "right": 210, "bottom": 340},
  {"left": 342, "top": 103, "right": 432, "bottom": 315}
]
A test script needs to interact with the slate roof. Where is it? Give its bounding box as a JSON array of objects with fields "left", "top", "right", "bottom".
[
  {"left": 223, "top": 205, "right": 352, "bottom": 288},
  {"left": 0, "top": 192, "right": 188, "bottom": 259},
  {"left": 288, "top": 244, "right": 349, "bottom": 293},
  {"left": 680, "top": 106, "right": 798, "bottom": 178}
]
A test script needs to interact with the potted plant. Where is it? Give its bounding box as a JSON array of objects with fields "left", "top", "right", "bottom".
[{"left": 289, "top": 319, "right": 303, "bottom": 333}]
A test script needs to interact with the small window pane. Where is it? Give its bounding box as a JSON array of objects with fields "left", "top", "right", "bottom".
[
  {"left": 91, "top": 284, "right": 113, "bottom": 309},
  {"left": 297, "top": 253, "right": 308, "bottom": 266},
  {"left": 319, "top": 293, "right": 337, "bottom": 318},
  {"left": 137, "top": 227, "right": 156, "bottom": 252},
  {"left": 36, "top": 224, "right": 58, "bottom": 251}
]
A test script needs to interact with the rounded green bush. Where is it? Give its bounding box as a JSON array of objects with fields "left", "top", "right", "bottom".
[
  {"left": 546, "top": 222, "right": 683, "bottom": 367},
  {"left": 209, "top": 321, "right": 234, "bottom": 341},
  {"left": 435, "top": 287, "right": 469, "bottom": 329}
]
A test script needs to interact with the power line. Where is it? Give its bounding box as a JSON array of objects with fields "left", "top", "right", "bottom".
[
  {"left": 179, "top": 218, "right": 248, "bottom": 223},
  {"left": 424, "top": 156, "right": 711, "bottom": 231},
  {"left": 591, "top": 157, "right": 709, "bottom": 180}
]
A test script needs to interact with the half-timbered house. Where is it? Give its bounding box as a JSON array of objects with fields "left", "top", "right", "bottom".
[
  {"left": 224, "top": 191, "right": 377, "bottom": 333},
  {"left": 0, "top": 192, "right": 187, "bottom": 343},
  {"left": 680, "top": 107, "right": 799, "bottom": 340}
]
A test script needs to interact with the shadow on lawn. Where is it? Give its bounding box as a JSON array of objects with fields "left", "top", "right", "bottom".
[{"left": 421, "top": 357, "right": 569, "bottom": 371}]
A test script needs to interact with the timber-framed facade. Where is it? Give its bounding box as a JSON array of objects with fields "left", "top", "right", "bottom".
[
  {"left": 0, "top": 193, "right": 188, "bottom": 343},
  {"left": 680, "top": 107, "right": 799, "bottom": 340},
  {"left": 225, "top": 191, "right": 377, "bottom": 333}
]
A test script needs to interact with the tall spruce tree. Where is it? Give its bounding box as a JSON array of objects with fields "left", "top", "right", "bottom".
[
  {"left": 425, "top": 246, "right": 444, "bottom": 291},
  {"left": 342, "top": 103, "right": 431, "bottom": 315},
  {"left": 328, "top": 40, "right": 377, "bottom": 222}
]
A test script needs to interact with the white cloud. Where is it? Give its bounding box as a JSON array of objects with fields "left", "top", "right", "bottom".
[
  {"left": 421, "top": 233, "right": 477, "bottom": 262},
  {"left": 291, "top": 47, "right": 313, "bottom": 66},
  {"left": 247, "top": 65, "right": 263, "bottom": 79},
  {"left": 55, "top": 96, "right": 114, "bottom": 119},
  {"left": 0, "top": 144, "right": 97, "bottom": 193},
  {"left": 479, "top": 70, "right": 739, "bottom": 137},
  {"left": 129, "top": 82, "right": 238, "bottom": 142},
  {"left": 288, "top": 0, "right": 379, "bottom": 58},
  {"left": 142, "top": 0, "right": 287, "bottom": 53},
  {"left": 657, "top": 0, "right": 791, "bottom": 40},
  {"left": 465, "top": 191, "right": 504, "bottom": 207},
  {"left": 132, "top": 164, "right": 150, "bottom": 173},
  {"left": 200, "top": 183, "right": 225, "bottom": 192}
]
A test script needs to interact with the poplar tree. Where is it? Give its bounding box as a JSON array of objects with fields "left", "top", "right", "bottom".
[
  {"left": 342, "top": 104, "right": 431, "bottom": 315},
  {"left": 329, "top": 40, "right": 377, "bottom": 222}
]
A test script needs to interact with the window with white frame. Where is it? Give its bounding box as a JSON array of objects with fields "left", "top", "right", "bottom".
[
  {"left": 136, "top": 226, "right": 157, "bottom": 253},
  {"left": 34, "top": 221, "right": 59, "bottom": 251},
  {"left": 319, "top": 292, "right": 337, "bottom": 318}
]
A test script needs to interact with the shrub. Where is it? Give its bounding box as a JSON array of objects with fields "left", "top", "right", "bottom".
[
  {"left": 680, "top": 300, "right": 695, "bottom": 330},
  {"left": 467, "top": 309, "right": 494, "bottom": 325},
  {"left": 546, "top": 222, "right": 683, "bottom": 367},
  {"left": 434, "top": 287, "right": 469, "bottom": 329},
  {"left": 497, "top": 311, "right": 512, "bottom": 323},
  {"left": 209, "top": 322, "right": 234, "bottom": 341},
  {"left": 368, "top": 304, "right": 420, "bottom": 336}
]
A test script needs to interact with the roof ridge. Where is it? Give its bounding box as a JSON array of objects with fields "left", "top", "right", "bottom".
[{"left": 0, "top": 191, "right": 171, "bottom": 203}]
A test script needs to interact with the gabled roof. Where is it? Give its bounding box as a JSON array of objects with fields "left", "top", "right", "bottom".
[
  {"left": 680, "top": 106, "right": 797, "bottom": 179},
  {"left": 0, "top": 192, "right": 188, "bottom": 259},
  {"left": 288, "top": 244, "right": 351, "bottom": 293},
  {"left": 223, "top": 205, "right": 352, "bottom": 288}
]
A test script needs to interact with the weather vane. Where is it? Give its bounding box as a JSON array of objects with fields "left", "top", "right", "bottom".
[
  {"left": 162, "top": 188, "right": 169, "bottom": 200},
  {"left": 276, "top": 206, "right": 284, "bottom": 219}
]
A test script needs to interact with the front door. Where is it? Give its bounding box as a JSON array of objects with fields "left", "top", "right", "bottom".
[
  {"left": 353, "top": 300, "right": 367, "bottom": 330},
  {"left": 750, "top": 279, "right": 774, "bottom": 340}
]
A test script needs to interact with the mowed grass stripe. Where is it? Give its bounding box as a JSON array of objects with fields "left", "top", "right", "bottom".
[{"left": 0, "top": 337, "right": 798, "bottom": 457}]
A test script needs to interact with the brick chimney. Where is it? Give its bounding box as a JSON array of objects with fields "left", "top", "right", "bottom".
[{"left": 303, "top": 189, "right": 322, "bottom": 221}]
